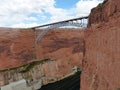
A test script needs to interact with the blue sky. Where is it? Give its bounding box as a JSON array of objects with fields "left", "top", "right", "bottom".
[
  {"left": 55, "top": 0, "right": 79, "bottom": 9},
  {"left": 0, "top": 0, "right": 103, "bottom": 28}
]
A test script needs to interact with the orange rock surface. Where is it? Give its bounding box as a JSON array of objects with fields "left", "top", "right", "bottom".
[
  {"left": 88, "top": 0, "right": 120, "bottom": 27},
  {"left": 0, "top": 28, "right": 84, "bottom": 72},
  {"left": 81, "top": 0, "right": 120, "bottom": 90},
  {"left": 36, "top": 29, "right": 84, "bottom": 66},
  {"left": 0, "top": 28, "right": 36, "bottom": 70}
]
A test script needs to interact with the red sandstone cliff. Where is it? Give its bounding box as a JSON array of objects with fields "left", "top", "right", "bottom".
[
  {"left": 88, "top": 0, "right": 120, "bottom": 26},
  {"left": 1, "top": 0, "right": 120, "bottom": 89},
  {"left": 0, "top": 28, "right": 84, "bottom": 70},
  {"left": 0, "top": 28, "right": 84, "bottom": 86},
  {"left": 81, "top": 0, "right": 120, "bottom": 90},
  {"left": 0, "top": 28, "right": 36, "bottom": 69}
]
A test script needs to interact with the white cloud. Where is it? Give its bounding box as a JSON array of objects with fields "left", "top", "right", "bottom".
[
  {"left": 75, "top": 0, "right": 103, "bottom": 17},
  {"left": 0, "top": 0, "right": 103, "bottom": 28},
  {"left": 45, "top": 0, "right": 103, "bottom": 24},
  {"left": 11, "top": 23, "right": 39, "bottom": 28},
  {"left": 0, "top": 0, "right": 55, "bottom": 27}
]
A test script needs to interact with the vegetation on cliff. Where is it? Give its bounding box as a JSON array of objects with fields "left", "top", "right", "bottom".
[{"left": 0, "top": 59, "right": 51, "bottom": 73}]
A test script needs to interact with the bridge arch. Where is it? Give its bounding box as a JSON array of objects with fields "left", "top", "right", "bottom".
[{"left": 30, "top": 16, "right": 88, "bottom": 43}]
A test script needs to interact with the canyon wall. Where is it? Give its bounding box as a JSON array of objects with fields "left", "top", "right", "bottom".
[
  {"left": 0, "top": 28, "right": 84, "bottom": 86},
  {"left": 0, "top": 28, "right": 36, "bottom": 70},
  {"left": 1, "top": 0, "right": 120, "bottom": 89},
  {"left": 81, "top": 0, "right": 120, "bottom": 90}
]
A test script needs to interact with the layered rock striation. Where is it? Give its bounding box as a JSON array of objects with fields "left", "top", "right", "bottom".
[{"left": 0, "top": 28, "right": 84, "bottom": 87}]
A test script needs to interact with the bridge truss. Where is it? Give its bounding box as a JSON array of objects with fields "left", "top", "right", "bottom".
[{"left": 31, "top": 16, "right": 88, "bottom": 43}]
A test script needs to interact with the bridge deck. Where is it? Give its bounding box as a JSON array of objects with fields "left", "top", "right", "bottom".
[
  {"left": 30, "top": 16, "right": 89, "bottom": 43},
  {"left": 31, "top": 16, "right": 88, "bottom": 29}
]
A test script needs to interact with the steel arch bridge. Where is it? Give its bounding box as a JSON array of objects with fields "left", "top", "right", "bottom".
[{"left": 30, "top": 16, "right": 88, "bottom": 43}]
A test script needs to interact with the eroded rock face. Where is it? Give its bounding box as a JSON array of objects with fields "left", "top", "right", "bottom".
[
  {"left": 36, "top": 29, "right": 84, "bottom": 67},
  {"left": 0, "top": 28, "right": 84, "bottom": 70},
  {"left": 88, "top": 0, "right": 120, "bottom": 27},
  {"left": 0, "top": 28, "right": 84, "bottom": 86},
  {"left": 81, "top": 0, "right": 120, "bottom": 90},
  {"left": 0, "top": 28, "right": 36, "bottom": 70}
]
